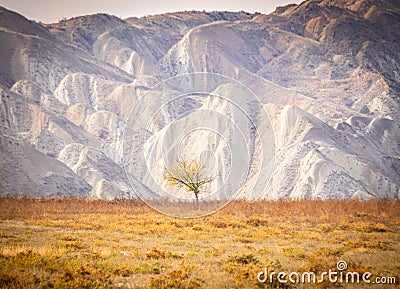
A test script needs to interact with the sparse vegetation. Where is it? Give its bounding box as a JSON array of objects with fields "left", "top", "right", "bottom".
[
  {"left": 164, "top": 155, "right": 216, "bottom": 200},
  {"left": 0, "top": 198, "right": 399, "bottom": 288}
]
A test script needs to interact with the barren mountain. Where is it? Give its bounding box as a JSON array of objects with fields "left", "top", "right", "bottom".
[{"left": 0, "top": 0, "right": 399, "bottom": 200}]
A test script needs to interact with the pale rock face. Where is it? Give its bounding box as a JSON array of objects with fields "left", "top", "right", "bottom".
[
  {"left": 11, "top": 80, "right": 48, "bottom": 104},
  {"left": 269, "top": 106, "right": 399, "bottom": 200},
  {"left": 58, "top": 143, "right": 130, "bottom": 196},
  {"left": 142, "top": 94, "right": 234, "bottom": 200},
  {"left": 90, "top": 179, "right": 127, "bottom": 200},
  {"left": 0, "top": 8, "right": 132, "bottom": 92},
  {"left": 84, "top": 110, "right": 126, "bottom": 163},
  {"left": 65, "top": 104, "right": 88, "bottom": 126},
  {"left": 351, "top": 190, "right": 374, "bottom": 201},
  {"left": 137, "top": 81, "right": 272, "bottom": 201},
  {"left": 1, "top": 86, "right": 98, "bottom": 159},
  {"left": 0, "top": 2, "right": 399, "bottom": 199},
  {"left": 58, "top": 142, "right": 156, "bottom": 199},
  {"left": 103, "top": 83, "right": 138, "bottom": 121},
  {"left": 54, "top": 73, "right": 120, "bottom": 108},
  {"left": 0, "top": 126, "right": 91, "bottom": 197},
  {"left": 93, "top": 30, "right": 157, "bottom": 77}
]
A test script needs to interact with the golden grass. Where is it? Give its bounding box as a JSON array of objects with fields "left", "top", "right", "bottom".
[{"left": 0, "top": 198, "right": 399, "bottom": 288}]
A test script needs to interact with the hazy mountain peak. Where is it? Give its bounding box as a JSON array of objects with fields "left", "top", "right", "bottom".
[
  {"left": 0, "top": 6, "right": 52, "bottom": 39},
  {"left": 0, "top": 3, "right": 399, "bottom": 199}
]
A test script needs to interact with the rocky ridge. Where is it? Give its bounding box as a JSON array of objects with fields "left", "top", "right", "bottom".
[{"left": 0, "top": 0, "right": 399, "bottom": 200}]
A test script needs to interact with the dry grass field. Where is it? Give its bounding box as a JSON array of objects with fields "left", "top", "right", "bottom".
[{"left": 0, "top": 198, "right": 399, "bottom": 288}]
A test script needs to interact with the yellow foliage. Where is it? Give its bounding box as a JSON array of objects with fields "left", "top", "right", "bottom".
[{"left": 164, "top": 155, "right": 215, "bottom": 199}]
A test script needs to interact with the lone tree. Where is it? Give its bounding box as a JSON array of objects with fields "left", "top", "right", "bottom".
[{"left": 164, "top": 155, "right": 216, "bottom": 201}]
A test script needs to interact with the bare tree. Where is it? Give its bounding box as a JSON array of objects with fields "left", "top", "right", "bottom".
[{"left": 164, "top": 155, "right": 216, "bottom": 201}]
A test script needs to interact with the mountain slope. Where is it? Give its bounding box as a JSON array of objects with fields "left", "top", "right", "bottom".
[
  {"left": 0, "top": 1, "right": 399, "bottom": 200},
  {"left": 0, "top": 7, "right": 132, "bottom": 91},
  {"left": 0, "top": 117, "right": 91, "bottom": 197}
]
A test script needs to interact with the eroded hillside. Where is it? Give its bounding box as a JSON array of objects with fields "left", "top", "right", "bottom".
[{"left": 0, "top": 0, "right": 399, "bottom": 200}]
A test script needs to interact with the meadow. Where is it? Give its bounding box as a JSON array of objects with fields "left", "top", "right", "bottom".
[{"left": 0, "top": 198, "right": 399, "bottom": 288}]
